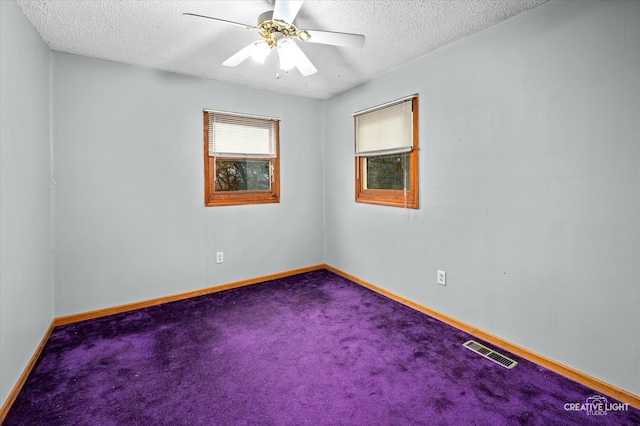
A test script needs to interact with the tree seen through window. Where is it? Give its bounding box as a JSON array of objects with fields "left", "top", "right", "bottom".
[
  {"left": 215, "top": 159, "right": 270, "bottom": 191},
  {"left": 365, "top": 153, "right": 410, "bottom": 190}
]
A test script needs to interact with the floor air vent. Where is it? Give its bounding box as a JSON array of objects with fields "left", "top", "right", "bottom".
[{"left": 463, "top": 340, "right": 518, "bottom": 369}]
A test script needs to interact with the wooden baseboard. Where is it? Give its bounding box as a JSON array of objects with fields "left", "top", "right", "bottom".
[
  {"left": 324, "top": 265, "right": 640, "bottom": 409},
  {"left": 0, "top": 320, "right": 55, "bottom": 423},
  {"left": 55, "top": 264, "right": 326, "bottom": 326}
]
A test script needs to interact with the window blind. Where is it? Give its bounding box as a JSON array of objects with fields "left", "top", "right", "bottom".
[
  {"left": 208, "top": 112, "right": 278, "bottom": 158},
  {"left": 354, "top": 97, "right": 415, "bottom": 156}
]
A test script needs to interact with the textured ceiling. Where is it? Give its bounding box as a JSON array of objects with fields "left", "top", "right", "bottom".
[{"left": 17, "top": 0, "right": 548, "bottom": 99}]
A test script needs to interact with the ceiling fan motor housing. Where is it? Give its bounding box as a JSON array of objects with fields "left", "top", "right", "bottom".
[
  {"left": 258, "top": 11, "right": 275, "bottom": 26},
  {"left": 257, "top": 10, "right": 308, "bottom": 47}
]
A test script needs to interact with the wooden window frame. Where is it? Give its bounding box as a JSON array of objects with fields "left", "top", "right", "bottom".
[
  {"left": 204, "top": 111, "right": 280, "bottom": 207},
  {"left": 355, "top": 96, "right": 419, "bottom": 209}
]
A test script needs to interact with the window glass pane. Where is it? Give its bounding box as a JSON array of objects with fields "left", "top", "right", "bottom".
[
  {"left": 365, "top": 153, "right": 410, "bottom": 190},
  {"left": 215, "top": 159, "right": 271, "bottom": 191}
]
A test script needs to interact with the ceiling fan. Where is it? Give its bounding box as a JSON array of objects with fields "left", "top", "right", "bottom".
[{"left": 184, "top": 0, "right": 365, "bottom": 77}]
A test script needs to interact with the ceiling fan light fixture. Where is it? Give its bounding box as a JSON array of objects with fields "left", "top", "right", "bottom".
[
  {"left": 251, "top": 41, "right": 272, "bottom": 64},
  {"left": 277, "top": 38, "right": 297, "bottom": 71}
]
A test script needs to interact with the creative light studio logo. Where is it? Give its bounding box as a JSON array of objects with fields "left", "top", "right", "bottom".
[{"left": 564, "top": 394, "right": 630, "bottom": 416}]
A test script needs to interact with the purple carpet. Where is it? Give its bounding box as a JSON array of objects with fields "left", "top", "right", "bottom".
[{"left": 5, "top": 269, "right": 639, "bottom": 425}]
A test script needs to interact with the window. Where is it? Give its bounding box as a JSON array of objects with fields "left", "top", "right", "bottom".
[
  {"left": 354, "top": 95, "right": 419, "bottom": 208},
  {"left": 204, "top": 110, "right": 280, "bottom": 206}
]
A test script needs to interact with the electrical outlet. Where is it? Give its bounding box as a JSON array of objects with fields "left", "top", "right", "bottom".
[
  {"left": 216, "top": 252, "right": 224, "bottom": 264},
  {"left": 437, "top": 270, "right": 446, "bottom": 286}
]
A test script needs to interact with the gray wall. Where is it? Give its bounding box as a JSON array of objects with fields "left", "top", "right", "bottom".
[
  {"left": 0, "top": 0, "right": 54, "bottom": 406},
  {"left": 324, "top": 0, "right": 639, "bottom": 395},
  {"left": 51, "top": 53, "right": 324, "bottom": 317}
]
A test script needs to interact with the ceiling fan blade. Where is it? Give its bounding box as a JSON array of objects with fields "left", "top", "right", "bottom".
[
  {"left": 223, "top": 41, "right": 265, "bottom": 67},
  {"left": 183, "top": 13, "right": 257, "bottom": 30},
  {"left": 290, "top": 43, "right": 317, "bottom": 76},
  {"left": 272, "top": 0, "right": 304, "bottom": 24},
  {"left": 303, "top": 30, "right": 365, "bottom": 49}
]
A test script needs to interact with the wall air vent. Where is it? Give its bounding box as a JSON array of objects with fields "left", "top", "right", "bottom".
[{"left": 463, "top": 340, "right": 518, "bottom": 369}]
